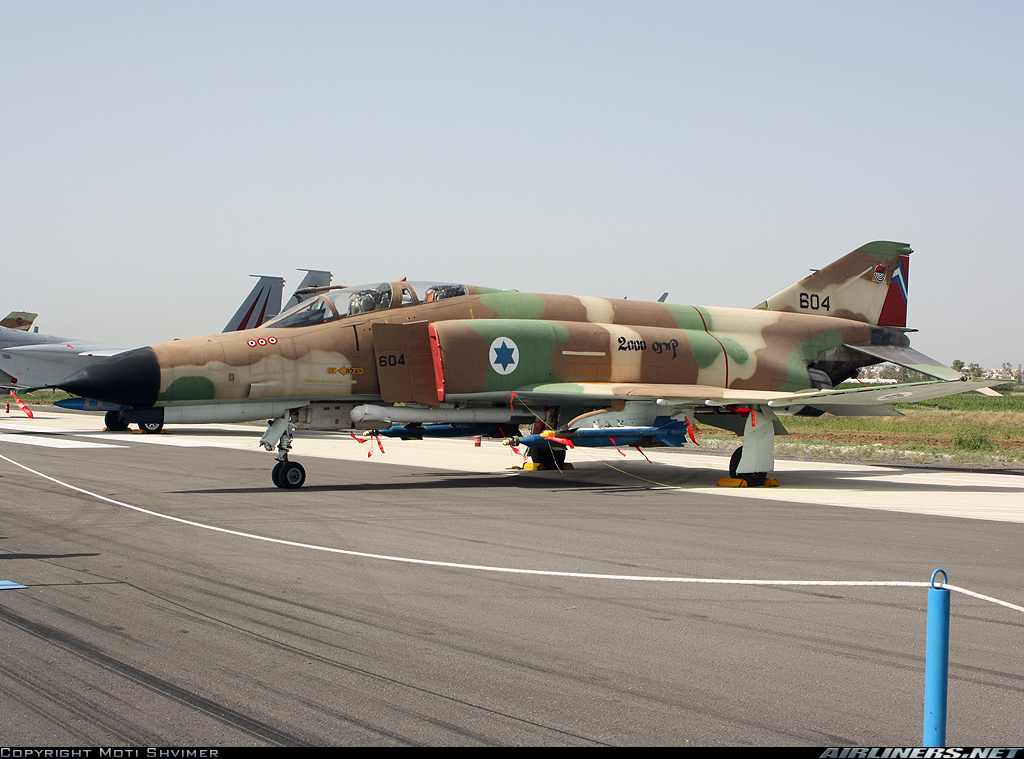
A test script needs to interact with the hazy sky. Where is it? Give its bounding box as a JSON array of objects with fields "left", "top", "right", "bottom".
[{"left": 2, "top": 1, "right": 1021, "bottom": 368}]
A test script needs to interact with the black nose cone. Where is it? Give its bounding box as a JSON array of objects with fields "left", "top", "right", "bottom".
[{"left": 58, "top": 347, "right": 161, "bottom": 408}]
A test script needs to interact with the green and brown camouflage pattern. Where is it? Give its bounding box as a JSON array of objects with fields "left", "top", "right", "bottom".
[{"left": 143, "top": 242, "right": 917, "bottom": 411}]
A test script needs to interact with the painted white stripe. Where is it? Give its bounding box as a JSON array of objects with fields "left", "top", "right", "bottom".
[
  {"left": 0, "top": 432, "right": 120, "bottom": 449},
  {"left": 77, "top": 434, "right": 214, "bottom": 448},
  {"left": 0, "top": 424, "right": 99, "bottom": 435},
  {"left": 0, "top": 423, "right": 215, "bottom": 448}
]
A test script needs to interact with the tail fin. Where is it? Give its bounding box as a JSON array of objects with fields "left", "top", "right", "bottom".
[
  {"left": 284, "top": 269, "right": 333, "bottom": 311},
  {"left": 222, "top": 275, "right": 285, "bottom": 332},
  {"left": 754, "top": 241, "right": 912, "bottom": 327},
  {"left": 1, "top": 311, "right": 38, "bottom": 331}
]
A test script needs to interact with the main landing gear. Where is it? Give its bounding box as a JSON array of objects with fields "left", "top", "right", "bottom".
[
  {"left": 104, "top": 410, "right": 164, "bottom": 434},
  {"left": 527, "top": 443, "right": 568, "bottom": 471},
  {"left": 104, "top": 410, "right": 129, "bottom": 432},
  {"left": 727, "top": 446, "right": 768, "bottom": 487},
  {"left": 719, "top": 406, "right": 778, "bottom": 488},
  {"left": 261, "top": 415, "right": 306, "bottom": 489}
]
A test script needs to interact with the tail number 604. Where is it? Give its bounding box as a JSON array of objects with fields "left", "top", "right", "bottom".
[{"left": 799, "top": 293, "right": 830, "bottom": 311}]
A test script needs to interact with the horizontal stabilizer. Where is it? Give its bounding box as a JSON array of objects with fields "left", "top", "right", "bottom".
[{"left": 845, "top": 343, "right": 962, "bottom": 381}]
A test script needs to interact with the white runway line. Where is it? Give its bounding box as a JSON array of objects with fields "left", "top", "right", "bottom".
[
  {"left": 1, "top": 449, "right": 1022, "bottom": 617},
  {"left": 0, "top": 432, "right": 121, "bottom": 449}
]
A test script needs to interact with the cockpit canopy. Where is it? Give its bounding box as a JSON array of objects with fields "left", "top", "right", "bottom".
[{"left": 262, "top": 280, "right": 481, "bottom": 329}]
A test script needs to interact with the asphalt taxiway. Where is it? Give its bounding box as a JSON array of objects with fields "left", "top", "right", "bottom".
[{"left": 1, "top": 411, "right": 1022, "bottom": 745}]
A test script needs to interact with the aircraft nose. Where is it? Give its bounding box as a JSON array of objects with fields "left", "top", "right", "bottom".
[{"left": 58, "top": 347, "right": 161, "bottom": 408}]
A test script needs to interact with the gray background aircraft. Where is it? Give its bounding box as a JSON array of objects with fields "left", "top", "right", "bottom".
[{"left": 1, "top": 269, "right": 331, "bottom": 390}]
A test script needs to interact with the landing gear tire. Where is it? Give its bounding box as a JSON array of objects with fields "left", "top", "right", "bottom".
[
  {"left": 138, "top": 421, "right": 163, "bottom": 434},
  {"left": 729, "top": 446, "right": 767, "bottom": 487},
  {"left": 273, "top": 460, "right": 306, "bottom": 489},
  {"left": 105, "top": 411, "right": 129, "bottom": 432},
  {"left": 530, "top": 445, "right": 567, "bottom": 470}
]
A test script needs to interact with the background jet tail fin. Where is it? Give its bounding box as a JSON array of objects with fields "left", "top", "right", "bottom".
[
  {"left": 284, "top": 269, "right": 333, "bottom": 311},
  {"left": 222, "top": 275, "right": 285, "bottom": 332},
  {"left": 754, "top": 241, "right": 912, "bottom": 327},
  {"left": 1, "top": 311, "right": 38, "bottom": 331}
]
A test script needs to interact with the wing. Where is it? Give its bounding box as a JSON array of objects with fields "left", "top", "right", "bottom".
[{"left": 513, "top": 378, "right": 1002, "bottom": 415}]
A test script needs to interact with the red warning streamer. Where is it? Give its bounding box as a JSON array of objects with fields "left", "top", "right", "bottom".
[
  {"left": 350, "top": 431, "right": 385, "bottom": 458},
  {"left": 9, "top": 391, "right": 33, "bottom": 419},
  {"left": 730, "top": 407, "right": 756, "bottom": 427}
]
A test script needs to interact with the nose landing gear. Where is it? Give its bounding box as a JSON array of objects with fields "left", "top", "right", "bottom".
[{"left": 261, "top": 415, "right": 306, "bottom": 489}]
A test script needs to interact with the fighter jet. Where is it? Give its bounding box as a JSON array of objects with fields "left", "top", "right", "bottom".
[
  {"left": 2, "top": 271, "right": 332, "bottom": 394},
  {"left": 57, "top": 242, "right": 999, "bottom": 488},
  {"left": 0, "top": 323, "right": 125, "bottom": 390}
]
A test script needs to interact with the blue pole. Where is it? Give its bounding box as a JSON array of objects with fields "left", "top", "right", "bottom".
[{"left": 923, "top": 569, "right": 950, "bottom": 747}]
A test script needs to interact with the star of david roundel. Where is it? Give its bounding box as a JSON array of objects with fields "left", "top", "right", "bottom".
[{"left": 489, "top": 337, "right": 519, "bottom": 375}]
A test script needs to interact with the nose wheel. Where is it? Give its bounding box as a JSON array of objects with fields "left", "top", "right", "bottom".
[{"left": 272, "top": 460, "right": 306, "bottom": 489}]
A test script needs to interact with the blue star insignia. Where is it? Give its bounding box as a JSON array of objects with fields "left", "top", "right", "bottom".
[{"left": 493, "top": 341, "right": 516, "bottom": 371}]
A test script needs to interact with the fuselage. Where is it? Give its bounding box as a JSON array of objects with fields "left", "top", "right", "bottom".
[{"left": 62, "top": 281, "right": 879, "bottom": 411}]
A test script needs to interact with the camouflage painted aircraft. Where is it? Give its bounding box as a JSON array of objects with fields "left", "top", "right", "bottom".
[{"left": 57, "top": 241, "right": 998, "bottom": 488}]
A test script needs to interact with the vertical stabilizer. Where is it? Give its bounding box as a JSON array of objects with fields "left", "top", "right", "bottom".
[
  {"left": 222, "top": 276, "right": 284, "bottom": 332},
  {"left": 754, "top": 241, "right": 912, "bottom": 326},
  {"left": 284, "top": 269, "right": 333, "bottom": 311},
  {"left": 1, "top": 312, "right": 38, "bottom": 331}
]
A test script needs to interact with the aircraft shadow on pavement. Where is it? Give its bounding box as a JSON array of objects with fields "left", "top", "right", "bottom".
[
  {"left": 0, "top": 552, "right": 101, "bottom": 561},
  {"left": 172, "top": 458, "right": 1024, "bottom": 497},
  {"left": 175, "top": 473, "right": 655, "bottom": 496}
]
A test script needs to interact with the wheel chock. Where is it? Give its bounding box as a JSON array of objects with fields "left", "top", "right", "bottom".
[
  {"left": 523, "top": 462, "right": 575, "bottom": 471},
  {"left": 718, "top": 477, "right": 780, "bottom": 488}
]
